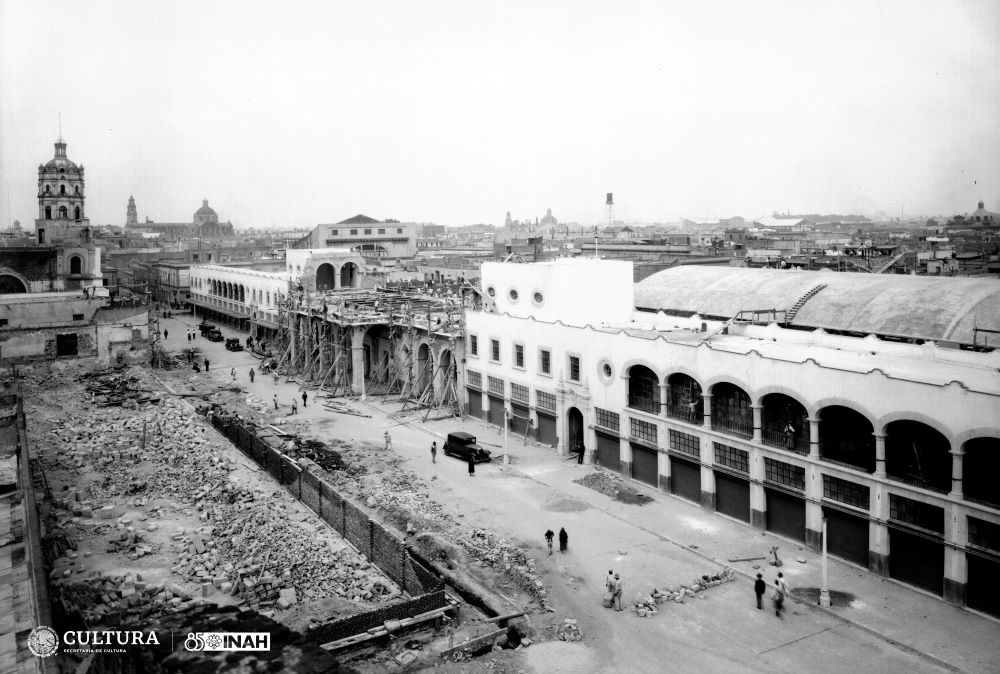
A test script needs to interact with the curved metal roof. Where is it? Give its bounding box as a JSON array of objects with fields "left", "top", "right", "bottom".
[{"left": 634, "top": 266, "right": 1000, "bottom": 345}]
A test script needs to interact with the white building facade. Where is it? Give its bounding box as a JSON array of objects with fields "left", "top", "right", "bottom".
[{"left": 464, "top": 259, "right": 1000, "bottom": 616}]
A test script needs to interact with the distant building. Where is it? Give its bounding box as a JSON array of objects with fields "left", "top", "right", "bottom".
[
  {"left": 125, "top": 196, "right": 234, "bottom": 239},
  {"left": 753, "top": 214, "right": 808, "bottom": 230},
  {"left": 540, "top": 208, "right": 558, "bottom": 226},
  {"left": 294, "top": 215, "right": 417, "bottom": 259}
]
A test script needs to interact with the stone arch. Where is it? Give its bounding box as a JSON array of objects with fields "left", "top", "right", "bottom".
[
  {"left": 818, "top": 404, "right": 875, "bottom": 473},
  {"left": 316, "top": 263, "right": 335, "bottom": 291},
  {"left": 69, "top": 255, "right": 83, "bottom": 275},
  {"left": 753, "top": 385, "right": 817, "bottom": 418},
  {"left": 666, "top": 372, "right": 703, "bottom": 424},
  {"left": 875, "top": 410, "right": 953, "bottom": 441},
  {"left": 59, "top": 206, "right": 68, "bottom": 218},
  {"left": 416, "top": 342, "right": 433, "bottom": 395},
  {"left": 436, "top": 348, "right": 456, "bottom": 402},
  {"left": 239, "top": 285, "right": 245, "bottom": 303},
  {"left": 884, "top": 419, "right": 952, "bottom": 492},
  {"left": 45, "top": 206, "right": 52, "bottom": 219},
  {"left": 626, "top": 364, "right": 660, "bottom": 413},
  {"left": 620, "top": 358, "right": 662, "bottom": 380},
  {"left": 74, "top": 206, "right": 81, "bottom": 220},
  {"left": 812, "top": 396, "right": 879, "bottom": 427},
  {"left": 710, "top": 381, "right": 754, "bottom": 438},
  {"left": 760, "top": 392, "right": 810, "bottom": 454},
  {"left": 702, "top": 373, "right": 754, "bottom": 395},
  {"left": 0, "top": 270, "right": 29, "bottom": 293},
  {"left": 340, "top": 262, "right": 359, "bottom": 289},
  {"left": 567, "top": 407, "right": 585, "bottom": 453}
]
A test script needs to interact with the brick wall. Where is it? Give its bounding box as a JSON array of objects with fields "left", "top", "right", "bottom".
[{"left": 306, "top": 590, "right": 448, "bottom": 645}]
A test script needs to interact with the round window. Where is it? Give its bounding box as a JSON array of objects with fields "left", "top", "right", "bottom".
[
  {"left": 597, "top": 359, "right": 615, "bottom": 385},
  {"left": 602, "top": 363, "right": 612, "bottom": 378},
  {"left": 487, "top": 286, "right": 496, "bottom": 297},
  {"left": 509, "top": 288, "right": 519, "bottom": 302},
  {"left": 534, "top": 292, "right": 543, "bottom": 304}
]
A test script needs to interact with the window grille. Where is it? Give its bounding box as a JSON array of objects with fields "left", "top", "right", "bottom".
[
  {"left": 595, "top": 407, "right": 620, "bottom": 431},
  {"left": 822, "top": 474, "right": 870, "bottom": 510},
  {"left": 713, "top": 442, "right": 749, "bottom": 473},
  {"left": 669, "top": 429, "right": 700, "bottom": 457},
  {"left": 630, "top": 418, "right": 657, "bottom": 444}
]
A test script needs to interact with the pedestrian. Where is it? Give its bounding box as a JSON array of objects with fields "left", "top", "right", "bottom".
[
  {"left": 186, "top": 331, "right": 191, "bottom": 342},
  {"left": 467, "top": 453, "right": 475, "bottom": 477},
  {"left": 783, "top": 422, "right": 795, "bottom": 450},
  {"left": 231, "top": 368, "right": 236, "bottom": 381},
  {"left": 302, "top": 391, "right": 308, "bottom": 408},
  {"left": 613, "top": 573, "right": 623, "bottom": 611},
  {"left": 558, "top": 527, "right": 568, "bottom": 553},
  {"left": 272, "top": 394, "right": 278, "bottom": 411},
  {"left": 384, "top": 431, "right": 392, "bottom": 450},
  {"left": 163, "top": 329, "right": 168, "bottom": 340},
  {"left": 603, "top": 570, "right": 615, "bottom": 608},
  {"left": 773, "top": 575, "right": 788, "bottom": 618},
  {"left": 431, "top": 441, "right": 437, "bottom": 463},
  {"left": 291, "top": 399, "right": 298, "bottom": 415},
  {"left": 754, "top": 573, "right": 766, "bottom": 610},
  {"left": 576, "top": 438, "right": 585, "bottom": 465},
  {"left": 204, "top": 358, "right": 210, "bottom": 372},
  {"left": 544, "top": 529, "right": 554, "bottom": 555},
  {"left": 249, "top": 368, "right": 255, "bottom": 383},
  {"left": 191, "top": 362, "right": 200, "bottom": 373}
]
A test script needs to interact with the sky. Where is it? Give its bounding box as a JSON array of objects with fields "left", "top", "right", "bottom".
[{"left": 1, "top": 1, "right": 998, "bottom": 229}]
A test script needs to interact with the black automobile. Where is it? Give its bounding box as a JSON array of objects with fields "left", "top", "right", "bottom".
[
  {"left": 198, "top": 321, "right": 213, "bottom": 335},
  {"left": 443, "top": 432, "right": 491, "bottom": 463},
  {"left": 206, "top": 328, "right": 224, "bottom": 342},
  {"left": 225, "top": 338, "right": 244, "bottom": 352}
]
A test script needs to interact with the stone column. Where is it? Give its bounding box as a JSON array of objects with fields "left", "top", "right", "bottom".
[
  {"left": 619, "top": 436, "right": 632, "bottom": 480},
  {"left": 749, "top": 445, "right": 766, "bottom": 531},
  {"left": 868, "top": 483, "right": 890, "bottom": 575},
  {"left": 874, "top": 432, "right": 887, "bottom": 478},
  {"left": 751, "top": 404, "right": 763, "bottom": 444},
  {"left": 805, "top": 464, "right": 824, "bottom": 552},
  {"left": 949, "top": 447, "right": 964, "bottom": 498},
  {"left": 659, "top": 382, "right": 670, "bottom": 418},
  {"left": 808, "top": 417, "right": 821, "bottom": 459},
  {"left": 350, "top": 326, "right": 366, "bottom": 396},
  {"left": 700, "top": 434, "right": 716, "bottom": 510},
  {"left": 702, "top": 393, "right": 712, "bottom": 429},
  {"left": 333, "top": 266, "right": 341, "bottom": 290},
  {"left": 943, "top": 503, "right": 968, "bottom": 607},
  {"left": 658, "top": 449, "right": 670, "bottom": 493}
]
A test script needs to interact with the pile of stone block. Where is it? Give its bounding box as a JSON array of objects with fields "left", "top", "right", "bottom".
[
  {"left": 51, "top": 572, "right": 198, "bottom": 626},
  {"left": 648, "top": 567, "right": 737, "bottom": 608},
  {"left": 554, "top": 618, "right": 581, "bottom": 642}
]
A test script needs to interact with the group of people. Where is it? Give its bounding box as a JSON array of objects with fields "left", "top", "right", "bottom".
[
  {"left": 543, "top": 528, "right": 569, "bottom": 555},
  {"left": 604, "top": 569, "right": 624, "bottom": 611},
  {"left": 191, "top": 358, "right": 210, "bottom": 373},
  {"left": 185, "top": 329, "right": 199, "bottom": 341},
  {"left": 755, "top": 571, "right": 791, "bottom": 618}
]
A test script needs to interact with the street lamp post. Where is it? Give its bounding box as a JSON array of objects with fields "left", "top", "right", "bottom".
[
  {"left": 503, "top": 407, "right": 510, "bottom": 465},
  {"left": 820, "top": 517, "right": 831, "bottom": 607}
]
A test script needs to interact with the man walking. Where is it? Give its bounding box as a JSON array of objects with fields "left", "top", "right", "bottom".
[
  {"left": 613, "top": 573, "right": 623, "bottom": 611},
  {"left": 163, "top": 329, "right": 168, "bottom": 340},
  {"left": 384, "top": 431, "right": 392, "bottom": 450},
  {"left": 204, "top": 358, "right": 210, "bottom": 372},
  {"left": 773, "top": 573, "right": 789, "bottom": 618},
  {"left": 302, "top": 391, "right": 308, "bottom": 408},
  {"left": 754, "top": 573, "right": 766, "bottom": 610},
  {"left": 249, "top": 368, "right": 255, "bottom": 383},
  {"left": 467, "top": 453, "right": 475, "bottom": 477},
  {"left": 273, "top": 394, "right": 279, "bottom": 411},
  {"left": 231, "top": 368, "right": 236, "bottom": 382},
  {"left": 558, "top": 527, "right": 568, "bottom": 553},
  {"left": 431, "top": 441, "right": 437, "bottom": 463},
  {"left": 544, "top": 529, "right": 554, "bottom": 556}
]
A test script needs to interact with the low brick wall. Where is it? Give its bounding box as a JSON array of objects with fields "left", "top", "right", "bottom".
[
  {"left": 207, "top": 414, "right": 440, "bottom": 598},
  {"left": 305, "top": 589, "right": 449, "bottom": 646}
]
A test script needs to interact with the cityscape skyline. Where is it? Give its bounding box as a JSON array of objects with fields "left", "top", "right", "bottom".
[{"left": 2, "top": 1, "right": 998, "bottom": 229}]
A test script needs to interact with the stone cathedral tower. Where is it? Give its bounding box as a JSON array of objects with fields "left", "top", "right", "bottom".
[
  {"left": 126, "top": 195, "right": 138, "bottom": 226},
  {"left": 34, "top": 137, "right": 90, "bottom": 244}
]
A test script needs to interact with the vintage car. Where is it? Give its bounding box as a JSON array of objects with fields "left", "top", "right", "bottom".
[
  {"left": 205, "top": 328, "right": 224, "bottom": 342},
  {"left": 442, "top": 431, "right": 492, "bottom": 463},
  {"left": 225, "top": 338, "right": 244, "bottom": 351}
]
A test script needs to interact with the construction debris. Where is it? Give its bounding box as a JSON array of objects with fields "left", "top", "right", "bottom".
[{"left": 573, "top": 471, "right": 654, "bottom": 505}]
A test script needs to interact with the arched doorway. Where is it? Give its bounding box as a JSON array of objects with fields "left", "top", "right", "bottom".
[
  {"left": 340, "top": 262, "right": 359, "bottom": 289},
  {"left": 567, "top": 407, "right": 584, "bottom": 454},
  {"left": 437, "top": 349, "right": 455, "bottom": 403},
  {"left": 416, "top": 343, "right": 431, "bottom": 396},
  {"left": 0, "top": 274, "right": 28, "bottom": 293},
  {"left": 69, "top": 256, "right": 82, "bottom": 275},
  {"left": 316, "top": 263, "right": 335, "bottom": 290}
]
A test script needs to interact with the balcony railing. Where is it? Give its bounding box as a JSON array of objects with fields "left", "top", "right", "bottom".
[
  {"left": 711, "top": 416, "right": 753, "bottom": 439},
  {"left": 762, "top": 429, "right": 809, "bottom": 455},
  {"left": 627, "top": 397, "right": 661, "bottom": 414},
  {"left": 818, "top": 452, "right": 875, "bottom": 474},
  {"left": 885, "top": 473, "right": 949, "bottom": 495},
  {"left": 666, "top": 402, "right": 703, "bottom": 426}
]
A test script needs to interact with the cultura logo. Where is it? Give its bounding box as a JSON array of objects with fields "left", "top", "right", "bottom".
[
  {"left": 185, "top": 632, "right": 270, "bottom": 652},
  {"left": 27, "top": 626, "right": 59, "bottom": 658}
]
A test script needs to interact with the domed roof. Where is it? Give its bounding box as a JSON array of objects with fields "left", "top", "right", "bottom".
[
  {"left": 195, "top": 199, "right": 217, "bottom": 216},
  {"left": 42, "top": 139, "right": 79, "bottom": 171}
]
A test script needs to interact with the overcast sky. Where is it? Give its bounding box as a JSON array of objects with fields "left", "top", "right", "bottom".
[{"left": 1, "top": 1, "right": 997, "bottom": 229}]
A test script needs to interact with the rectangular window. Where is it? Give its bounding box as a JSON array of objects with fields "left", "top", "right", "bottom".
[
  {"left": 669, "top": 429, "right": 700, "bottom": 457},
  {"left": 968, "top": 517, "right": 1000, "bottom": 553},
  {"left": 192, "top": 254, "right": 199, "bottom": 261},
  {"left": 330, "top": 229, "right": 338, "bottom": 235},
  {"left": 72, "top": 313, "right": 84, "bottom": 321},
  {"left": 764, "top": 458, "right": 805, "bottom": 491},
  {"left": 713, "top": 442, "right": 749, "bottom": 474},
  {"left": 56, "top": 333, "right": 78, "bottom": 356},
  {"left": 536, "top": 390, "right": 556, "bottom": 412},
  {"left": 364, "top": 228, "right": 372, "bottom": 234},
  {"left": 514, "top": 344, "right": 524, "bottom": 368},
  {"left": 889, "top": 494, "right": 944, "bottom": 534},
  {"left": 466, "top": 370, "right": 482, "bottom": 390},
  {"left": 568, "top": 355, "right": 580, "bottom": 381},
  {"left": 595, "top": 407, "right": 620, "bottom": 432},
  {"left": 822, "top": 474, "right": 870, "bottom": 510},
  {"left": 397, "top": 228, "right": 403, "bottom": 234},
  {"left": 630, "top": 418, "right": 657, "bottom": 444},
  {"left": 539, "top": 349, "right": 551, "bottom": 374},
  {"left": 350, "top": 229, "right": 358, "bottom": 235},
  {"left": 487, "top": 376, "right": 504, "bottom": 396},
  {"left": 491, "top": 339, "right": 500, "bottom": 362},
  {"left": 378, "top": 228, "right": 385, "bottom": 234},
  {"left": 469, "top": 335, "right": 478, "bottom": 356},
  {"left": 511, "top": 383, "right": 529, "bottom": 404}
]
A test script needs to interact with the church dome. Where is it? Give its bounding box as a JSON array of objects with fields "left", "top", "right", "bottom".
[
  {"left": 195, "top": 199, "right": 218, "bottom": 218},
  {"left": 42, "top": 139, "right": 79, "bottom": 172}
]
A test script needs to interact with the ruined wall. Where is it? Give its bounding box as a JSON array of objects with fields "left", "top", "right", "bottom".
[{"left": 0, "top": 248, "right": 58, "bottom": 292}]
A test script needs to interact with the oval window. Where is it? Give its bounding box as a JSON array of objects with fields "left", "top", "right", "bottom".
[
  {"left": 602, "top": 363, "right": 612, "bottom": 378},
  {"left": 509, "top": 289, "right": 519, "bottom": 301},
  {"left": 534, "top": 292, "right": 543, "bottom": 304},
  {"left": 487, "top": 286, "right": 496, "bottom": 297}
]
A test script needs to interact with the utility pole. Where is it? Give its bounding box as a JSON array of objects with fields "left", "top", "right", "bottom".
[
  {"left": 820, "top": 517, "right": 831, "bottom": 607},
  {"left": 503, "top": 406, "right": 510, "bottom": 465}
]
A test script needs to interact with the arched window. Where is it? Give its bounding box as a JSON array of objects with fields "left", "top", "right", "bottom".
[
  {"left": 60, "top": 185, "right": 66, "bottom": 195},
  {"left": 74, "top": 186, "right": 80, "bottom": 195},
  {"left": 58, "top": 206, "right": 68, "bottom": 218},
  {"left": 45, "top": 206, "right": 52, "bottom": 219},
  {"left": 74, "top": 207, "right": 81, "bottom": 220},
  {"left": 627, "top": 365, "right": 660, "bottom": 413},
  {"left": 69, "top": 255, "right": 82, "bottom": 275}
]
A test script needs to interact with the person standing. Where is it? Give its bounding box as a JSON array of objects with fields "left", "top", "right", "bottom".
[
  {"left": 431, "top": 441, "right": 437, "bottom": 463},
  {"left": 467, "top": 453, "right": 475, "bottom": 477},
  {"left": 558, "top": 527, "right": 568, "bottom": 553},
  {"left": 576, "top": 438, "right": 585, "bottom": 465},
  {"left": 384, "top": 431, "right": 392, "bottom": 450},
  {"left": 544, "top": 529, "right": 555, "bottom": 555},
  {"left": 249, "top": 368, "right": 255, "bottom": 383},
  {"left": 754, "top": 573, "right": 766, "bottom": 610},
  {"left": 231, "top": 368, "right": 236, "bottom": 382},
  {"left": 291, "top": 399, "right": 298, "bottom": 415},
  {"left": 204, "top": 358, "right": 210, "bottom": 372},
  {"left": 302, "top": 391, "right": 308, "bottom": 408},
  {"left": 613, "top": 573, "right": 623, "bottom": 611},
  {"left": 773, "top": 578, "right": 786, "bottom": 618},
  {"left": 272, "top": 394, "right": 279, "bottom": 411},
  {"left": 163, "top": 329, "right": 168, "bottom": 340}
]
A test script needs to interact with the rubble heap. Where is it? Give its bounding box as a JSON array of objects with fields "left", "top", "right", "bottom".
[
  {"left": 573, "top": 471, "right": 654, "bottom": 505},
  {"left": 633, "top": 567, "right": 737, "bottom": 615}
]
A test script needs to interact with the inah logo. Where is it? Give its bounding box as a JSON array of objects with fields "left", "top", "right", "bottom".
[
  {"left": 27, "top": 626, "right": 59, "bottom": 658},
  {"left": 184, "top": 632, "right": 270, "bottom": 652}
]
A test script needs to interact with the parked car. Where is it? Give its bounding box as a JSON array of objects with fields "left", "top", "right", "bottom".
[
  {"left": 443, "top": 432, "right": 491, "bottom": 463},
  {"left": 225, "top": 338, "right": 244, "bottom": 352},
  {"left": 206, "top": 329, "right": 224, "bottom": 342},
  {"left": 198, "top": 321, "right": 213, "bottom": 335}
]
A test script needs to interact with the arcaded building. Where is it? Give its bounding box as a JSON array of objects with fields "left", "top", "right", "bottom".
[{"left": 464, "top": 259, "right": 1000, "bottom": 616}]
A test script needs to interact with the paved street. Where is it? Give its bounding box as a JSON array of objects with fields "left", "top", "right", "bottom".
[{"left": 160, "top": 314, "right": 1000, "bottom": 674}]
